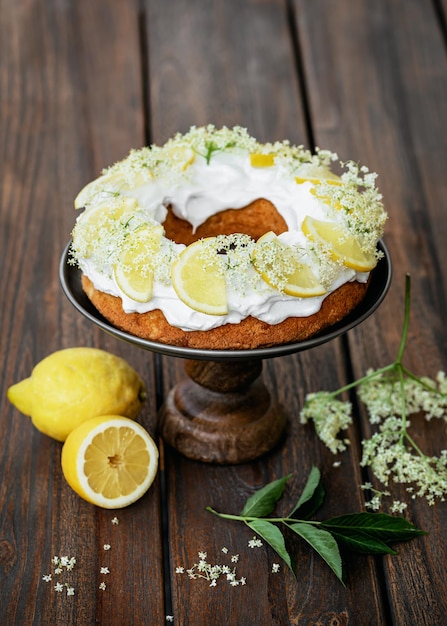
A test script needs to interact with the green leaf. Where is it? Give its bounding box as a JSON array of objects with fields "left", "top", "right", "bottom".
[
  {"left": 240, "top": 474, "right": 292, "bottom": 518},
  {"left": 290, "top": 522, "right": 344, "bottom": 584},
  {"left": 247, "top": 520, "right": 293, "bottom": 574},
  {"left": 328, "top": 530, "right": 398, "bottom": 555},
  {"left": 289, "top": 466, "right": 324, "bottom": 519},
  {"left": 321, "top": 513, "right": 427, "bottom": 544}
]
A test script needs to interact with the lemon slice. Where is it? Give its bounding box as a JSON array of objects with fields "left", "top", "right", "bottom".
[
  {"left": 250, "top": 153, "right": 275, "bottom": 168},
  {"left": 61, "top": 415, "right": 159, "bottom": 509},
  {"left": 302, "top": 215, "right": 377, "bottom": 272},
  {"left": 163, "top": 145, "right": 196, "bottom": 171},
  {"left": 253, "top": 232, "right": 326, "bottom": 297},
  {"left": 75, "top": 172, "right": 126, "bottom": 209},
  {"left": 114, "top": 225, "right": 164, "bottom": 302},
  {"left": 171, "top": 238, "right": 228, "bottom": 315},
  {"left": 294, "top": 163, "right": 342, "bottom": 186},
  {"left": 72, "top": 198, "right": 138, "bottom": 258}
]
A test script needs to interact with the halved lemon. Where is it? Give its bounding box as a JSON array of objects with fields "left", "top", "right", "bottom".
[
  {"left": 171, "top": 238, "right": 228, "bottom": 315},
  {"left": 250, "top": 153, "right": 275, "bottom": 168},
  {"left": 114, "top": 225, "right": 164, "bottom": 302},
  {"left": 253, "top": 232, "right": 326, "bottom": 297},
  {"left": 302, "top": 215, "right": 377, "bottom": 272},
  {"left": 61, "top": 415, "right": 159, "bottom": 509}
]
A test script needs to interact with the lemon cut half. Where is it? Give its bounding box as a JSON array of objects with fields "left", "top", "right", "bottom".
[
  {"left": 171, "top": 238, "right": 228, "bottom": 315},
  {"left": 302, "top": 215, "right": 377, "bottom": 272},
  {"left": 253, "top": 232, "right": 326, "bottom": 298},
  {"left": 61, "top": 416, "right": 159, "bottom": 509}
]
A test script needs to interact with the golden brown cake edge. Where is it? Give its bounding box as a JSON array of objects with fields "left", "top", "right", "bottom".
[{"left": 81, "top": 274, "right": 369, "bottom": 350}]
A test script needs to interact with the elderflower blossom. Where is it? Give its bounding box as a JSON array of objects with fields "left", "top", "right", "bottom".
[
  {"left": 302, "top": 362, "right": 447, "bottom": 507},
  {"left": 43, "top": 555, "right": 78, "bottom": 597},
  {"left": 248, "top": 537, "right": 263, "bottom": 548},
  {"left": 300, "top": 392, "right": 353, "bottom": 454},
  {"left": 176, "top": 549, "right": 247, "bottom": 587},
  {"left": 358, "top": 370, "right": 447, "bottom": 423}
]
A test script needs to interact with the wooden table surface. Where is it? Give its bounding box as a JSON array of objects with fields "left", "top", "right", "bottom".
[{"left": 2, "top": 1, "right": 447, "bottom": 624}]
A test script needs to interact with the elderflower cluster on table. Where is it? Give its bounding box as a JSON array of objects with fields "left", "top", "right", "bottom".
[{"left": 300, "top": 277, "right": 447, "bottom": 509}]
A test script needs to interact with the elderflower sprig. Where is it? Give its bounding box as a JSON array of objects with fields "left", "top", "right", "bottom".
[{"left": 300, "top": 275, "right": 447, "bottom": 507}]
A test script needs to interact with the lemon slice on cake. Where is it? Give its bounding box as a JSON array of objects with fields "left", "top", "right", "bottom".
[
  {"left": 294, "top": 163, "right": 342, "bottom": 186},
  {"left": 249, "top": 153, "right": 275, "bottom": 168},
  {"left": 75, "top": 170, "right": 149, "bottom": 209},
  {"left": 61, "top": 415, "right": 159, "bottom": 509},
  {"left": 163, "top": 145, "right": 196, "bottom": 171},
  {"left": 73, "top": 197, "right": 138, "bottom": 258},
  {"left": 253, "top": 232, "right": 326, "bottom": 297},
  {"left": 114, "top": 225, "right": 164, "bottom": 302},
  {"left": 171, "top": 238, "right": 228, "bottom": 315},
  {"left": 302, "top": 215, "right": 377, "bottom": 272}
]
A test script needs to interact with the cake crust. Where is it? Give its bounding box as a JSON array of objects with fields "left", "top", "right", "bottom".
[{"left": 81, "top": 274, "right": 368, "bottom": 350}]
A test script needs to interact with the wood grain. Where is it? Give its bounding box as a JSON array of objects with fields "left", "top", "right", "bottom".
[
  {"left": 1, "top": 0, "right": 446, "bottom": 623},
  {"left": 0, "top": 1, "right": 164, "bottom": 624}
]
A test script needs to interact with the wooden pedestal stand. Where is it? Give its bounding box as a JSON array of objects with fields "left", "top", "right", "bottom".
[
  {"left": 60, "top": 240, "right": 390, "bottom": 466},
  {"left": 158, "top": 359, "right": 287, "bottom": 464}
]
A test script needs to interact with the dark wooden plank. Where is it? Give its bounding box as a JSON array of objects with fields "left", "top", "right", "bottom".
[
  {"left": 145, "top": 0, "right": 308, "bottom": 145},
  {"left": 0, "top": 1, "right": 165, "bottom": 624},
  {"left": 145, "top": 0, "right": 388, "bottom": 623},
  {"left": 294, "top": 0, "right": 447, "bottom": 623}
]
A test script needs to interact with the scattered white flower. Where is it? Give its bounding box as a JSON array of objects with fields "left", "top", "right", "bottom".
[
  {"left": 166, "top": 617, "right": 174, "bottom": 623},
  {"left": 332, "top": 461, "right": 341, "bottom": 468},
  {"left": 390, "top": 500, "right": 408, "bottom": 514},
  {"left": 248, "top": 537, "right": 263, "bottom": 548},
  {"left": 176, "top": 546, "right": 247, "bottom": 587},
  {"left": 111, "top": 517, "right": 119, "bottom": 525},
  {"left": 103, "top": 544, "right": 111, "bottom": 551},
  {"left": 66, "top": 557, "right": 76, "bottom": 571},
  {"left": 44, "top": 555, "right": 78, "bottom": 596},
  {"left": 100, "top": 567, "right": 110, "bottom": 575},
  {"left": 272, "top": 563, "right": 281, "bottom": 573},
  {"left": 99, "top": 582, "right": 107, "bottom": 590}
]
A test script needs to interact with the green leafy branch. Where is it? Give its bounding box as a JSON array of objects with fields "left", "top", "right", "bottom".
[{"left": 207, "top": 467, "right": 426, "bottom": 584}]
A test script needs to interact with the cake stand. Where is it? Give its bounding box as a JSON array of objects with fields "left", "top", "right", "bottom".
[{"left": 60, "top": 241, "right": 391, "bottom": 464}]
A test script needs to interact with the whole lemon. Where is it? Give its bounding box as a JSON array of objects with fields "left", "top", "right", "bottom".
[{"left": 7, "top": 348, "right": 146, "bottom": 441}]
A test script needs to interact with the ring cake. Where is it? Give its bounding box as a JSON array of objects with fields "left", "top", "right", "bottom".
[{"left": 69, "top": 126, "right": 387, "bottom": 350}]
